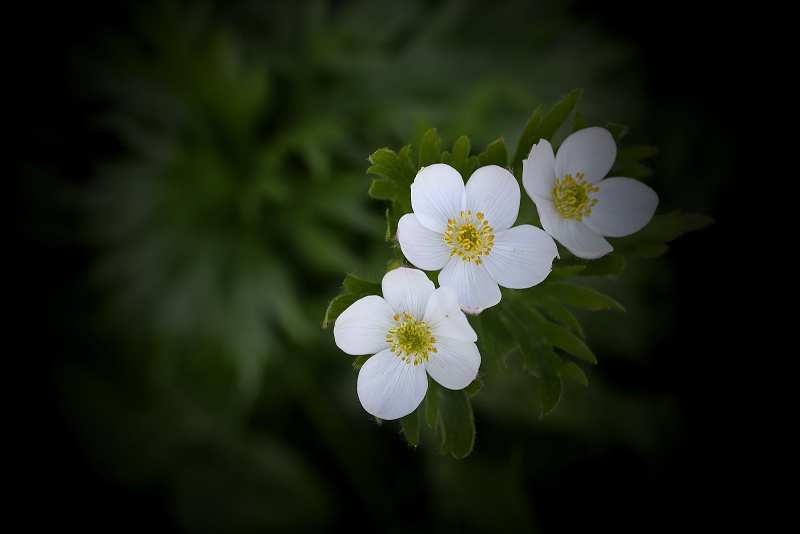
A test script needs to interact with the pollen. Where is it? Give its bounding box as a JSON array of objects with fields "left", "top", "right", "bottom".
[
  {"left": 386, "top": 312, "right": 437, "bottom": 365},
  {"left": 442, "top": 210, "right": 495, "bottom": 265},
  {"left": 552, "top": 172, "right": 599, "bottom": 221}
]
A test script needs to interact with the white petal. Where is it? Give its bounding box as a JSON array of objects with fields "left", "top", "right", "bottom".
[
  {"left": 381, "top": 266, "right": 435, "bottom": 319},
  {"left": 422, "top": 286, "right": 477, "bottom": 342},
  {"left": 522, "top": 139, "right": 557, "bottom": 201},
  {"left": 425, "top": 338, "right": 481, "bottom": 391},
  {"left": 357, "top": 348, "right": 428, "bottom": 420},
  {"left": 333, "top": 295, "right": 395, "bottom": 355},
  {"left": 464, "top": 165, "right": 520, "bottom": 232},
  {"left": 439, "top": 258, "right": 501, "bottom": 312},
  {"left": 396, "top": 214, "right": 451, "bottom": 271},
  {"left": 482, "top": 224, "right": 558, "bottom": 289},
  {"left": 410, "top": 164, "right": 466, "bottom": 233},
  {"left": 539, "top": 199, "right": 612, "bottom": 259},
  {"left": 555, "top": 127, "right": 616, "bottom": 185},
  {"left": 582, "top": 177, "right": 659, "bottom": 237}
]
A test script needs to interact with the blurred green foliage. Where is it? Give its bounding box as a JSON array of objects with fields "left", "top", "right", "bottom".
[{"left": 12, "top": 0, "right": 735, "bottom": 532}]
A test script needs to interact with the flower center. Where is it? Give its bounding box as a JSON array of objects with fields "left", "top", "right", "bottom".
[
  {"left": 386, "top": 312, "right": 437, "bottom": 365},
  {"left": 443, "top": 210, "right": 495, "bottom": 265},
  {"left": 552, "top": 173, "right": 599, "bottom": 221}
]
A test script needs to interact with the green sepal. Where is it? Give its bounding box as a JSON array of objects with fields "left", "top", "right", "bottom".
[{"left": 441, "top": 135, "right": 477, "bottom": 181}]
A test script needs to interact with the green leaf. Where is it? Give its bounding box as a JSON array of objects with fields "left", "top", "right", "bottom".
[
  {"left": 400, "top": 408, "right": 420, "bottom": 447},
  {"left": 573, "top": 111, "right": 588, "bottom": 132},
  {"left": 368, "top": 178, "right": 402, "bottom": 201},
  {"left": 539, "top": 282, "right": 626, "bottom": 311},
  {"left": 612, "top": 164, "right": 653, "bottom": 179},
  {"left": 367, "top": 145, "right": 416, "bottom": 215},
  {"left": 441, "top": 135, "right": 477, "bottom": 181},
  {"left": 610, "top": 210, "right": 714, "bottom": 257},
  {"left": 521, "top": 344, "right": 562, "bottom": 417},
  {"left": 342, "top": 274, "right": 382, "bottom": 297},
  {"left": 323, "top": 274, "right": 382, "bottom": 328},
  {"left": 473, "top": 310, "right": 517, "bottom": 375},
  {"left": 352, "top": 354, "right": 370, "bottom": 370},
  {"left": 535, "top": 89, "right": 581, "bottom": 145},
  {"left": 577, "top": 254, "right": 626, "bottom": 277},
  {"left": 539, "top": 321, "right": 596, "bottom": 363},
  {"left": 604, "top": 122, "right": 628, "bottom": 143},
  {"left": 511, "top": 89, "right": 581, "bottom": 170},
  {"left": 463, "top": 377, "right": 484, "bottom": 397},
  {"left": 434, "top": 382, "right": 476, "bottom": 459},
  {"left": 616, "top": 145, "right": 659, "bottom": 165},
  {"left": 477, "top": 138, "right": 508, "bottom": 168},
  {"left": 425, "top": 378, "right": 440, "bottom": 430},
  {"left": 418, "top": 128, "right": 441, "bottom": 168},
  {"left": 511, "top": 104, "right": 544, "bottom": 171},
  {"left": 322, "top": 292, "right": 359, "bottom": 328}
]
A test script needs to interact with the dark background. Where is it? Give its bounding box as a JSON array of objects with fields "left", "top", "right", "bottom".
[{"left": 10, "top": 0, "right": 756, "bottom": 532}]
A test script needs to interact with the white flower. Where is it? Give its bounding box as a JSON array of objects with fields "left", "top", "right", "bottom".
[
  {"left": 522, "top": 127, "right": 659, "bottom": 259},
  {"left": 396, "top": 164, "right": 558, "bottom": 314},
  {"left": 333, "top": 267, "right": 480, "bottom": 420}
]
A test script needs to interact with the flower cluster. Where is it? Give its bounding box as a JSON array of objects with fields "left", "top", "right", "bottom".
[{"left": 334, "top": 126, "right": 659, "bottom": 420}]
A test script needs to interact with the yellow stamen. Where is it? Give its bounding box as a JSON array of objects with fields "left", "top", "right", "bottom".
[
  {"left": 386, "top": 312, "right": 436, "bottom": 365},
  {"left": 442, "top": 211, "right": 494, "bottom": 265},
  {"left": 552, "top": 172, "right": 599, "bottom": 221}
]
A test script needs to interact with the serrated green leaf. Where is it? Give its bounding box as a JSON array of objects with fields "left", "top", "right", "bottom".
[
  {"left": 400, "top": 408, "right": 420, "bottom": 447},
  {"left": 367, "top": 147, "right": 417, "bottom": 185},
  {"left": 418, "top": 128, "right": 441, "bottom": 168},
  {"left": 477, "top": 138, "right": 508, "bottom": 168},
  {"left": 368, "top": 178, "right": 402, "bottom": 201}
]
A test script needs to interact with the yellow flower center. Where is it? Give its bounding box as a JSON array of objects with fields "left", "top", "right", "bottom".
[
  {"left": 386, "top": 312, "right": 437, "bottom": 365},
  {"left": 552, "top": 173, "right": 599, "bottom": 221},
  {"left": 443, "top": 210, "right": 495, "bottom": 265}
]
